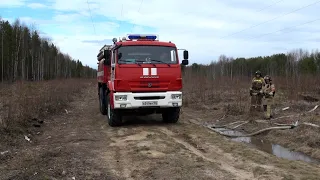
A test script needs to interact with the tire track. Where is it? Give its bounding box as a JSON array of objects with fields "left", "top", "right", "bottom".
[{"left": 157, "top": 127, "right": 255, "bottom": 180}]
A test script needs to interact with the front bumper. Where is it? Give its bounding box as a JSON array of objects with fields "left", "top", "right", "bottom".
[{"left": 113, "top": 91, "right": 182, "bottom": 109}]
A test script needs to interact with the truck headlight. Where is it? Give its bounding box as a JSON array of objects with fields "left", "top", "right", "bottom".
[
  {"left": 171, "top": 94, "right": 182, "bottom": 99},
  {"left": 115, "top": 95, "right": 127, "bottom": 101}
]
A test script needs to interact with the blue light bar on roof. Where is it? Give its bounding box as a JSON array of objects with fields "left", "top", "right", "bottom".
[{"left": 127, "top": 34, "right": 158, "bottom": 40}]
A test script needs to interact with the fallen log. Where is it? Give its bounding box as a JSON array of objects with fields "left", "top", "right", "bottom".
[
  {"left": 207, "top": 124, "right": 297, "bottom": 137},
  {"left": 302, "top": 122, "right": 320, "bottom": 128}
]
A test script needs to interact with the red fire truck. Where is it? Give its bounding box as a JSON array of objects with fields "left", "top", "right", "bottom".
[{"left": 97, "top": 34, "right": 189, "bottom": 127}]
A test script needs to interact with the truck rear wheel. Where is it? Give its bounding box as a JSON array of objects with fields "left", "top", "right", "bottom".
[
  {"left": 162, "top": 107, "right": 180, "bottom": 123},
  {"left": 99, "top": 87, "right": 107, "bottom": 115},
  {"left": 106, "top": 95, "right": 122, "bottom": 127}
]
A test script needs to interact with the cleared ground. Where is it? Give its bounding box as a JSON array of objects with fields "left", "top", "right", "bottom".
[{"left": 1, "top": 86, "right": 320, "bottom": 180}]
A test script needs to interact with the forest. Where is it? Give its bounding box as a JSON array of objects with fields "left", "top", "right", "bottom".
[
  {"left": 178, "top": 48, "right": 320, "bottom": 107},
  {"left": 0, "top": 18, "right": 96, "bottom": 82},
  {"left": 185, "top": 49, "right": 320, "bottom": 78}
]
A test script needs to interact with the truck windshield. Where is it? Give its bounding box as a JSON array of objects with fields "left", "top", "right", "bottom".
[{"left": 117, "top": 46, "right": 178, "bottom": 64}]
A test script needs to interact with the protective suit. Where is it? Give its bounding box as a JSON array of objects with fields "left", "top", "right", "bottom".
[
  {"left": 249, "top": 70, "right": 265, "bottom": 112},
  {"left": 262, "top": 75, "right": 275, "bottom": 119}
]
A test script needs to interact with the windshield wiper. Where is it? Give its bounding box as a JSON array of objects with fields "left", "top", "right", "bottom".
[
  {"left": 135, "top": 60, "right": 156, "bottom": 67},
  {"left": 118, "top": 60, "right": 141, "bottom": 66},
  {"left": 149, "top": 59, "right": 171, "bottom": 67}
]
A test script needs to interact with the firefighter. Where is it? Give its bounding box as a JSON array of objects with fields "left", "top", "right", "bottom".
[
  {"left": 262, "top": 75, "right": 275, "bottom": 119},
  {"left": 249, "top": 70, "right": 265, "bottom": 112}
]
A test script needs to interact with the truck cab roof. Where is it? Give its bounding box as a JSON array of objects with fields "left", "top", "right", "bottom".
[{"left": 114, "top": 40, "right": 177, "bottom": 48}]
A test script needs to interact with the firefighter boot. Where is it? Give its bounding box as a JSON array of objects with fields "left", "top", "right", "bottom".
[
  {"left": 250, "top": 105, "right": 256, "bottom": 112},
  {"left": 263, "top": 105, "right": 267, "bottom": 111},
  {"left": 265, "top": 104, "right": 271, "bottom": 119}
]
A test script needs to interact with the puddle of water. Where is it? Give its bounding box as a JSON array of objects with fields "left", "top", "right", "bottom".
[{"left": 214, "top": 128, "right": 320, "bottom": 164}]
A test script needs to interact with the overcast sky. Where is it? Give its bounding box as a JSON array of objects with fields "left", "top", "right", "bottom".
[{"left": 1, "top": 0, "right": 320, "bottom": 68}]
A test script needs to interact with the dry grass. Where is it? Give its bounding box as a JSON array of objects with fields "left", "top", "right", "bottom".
[
  {"left": 182, "top": 70, "right": 320, "bottom": 159},
  {"left": 0, "top": 79, "right": 94, "bottom": 135},
  {"left": 182, "top": 70, "right": 320, "bottom": 111},
  {"left": 182, "top": 74, "right": 251, "bottom": 114}
]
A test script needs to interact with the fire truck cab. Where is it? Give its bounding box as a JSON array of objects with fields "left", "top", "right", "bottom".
[{"left": 97, "top": 34, "right": 189, "bottom": 127}]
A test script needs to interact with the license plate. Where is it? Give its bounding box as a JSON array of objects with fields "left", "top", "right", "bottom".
[{"left": 142, "top": 101, "right": 158, "bottom": 106}]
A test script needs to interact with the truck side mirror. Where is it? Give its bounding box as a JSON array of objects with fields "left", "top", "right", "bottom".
[
  {"left": 183, "top": 50, "right": 188, "bottom": 59},
  {"left": 182, "top": 60, "right": 188, "bottom": 65},
  {"left": 104, "top": 50, "right": 111, "bottom": 65}
]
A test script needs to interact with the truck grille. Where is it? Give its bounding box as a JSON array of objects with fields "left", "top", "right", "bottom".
[
  {"left": 134, "top": 96, "right": 165, "bottom": 100},
  {"left": 128, "top": 81, "right": 170, "bottom": 89}
]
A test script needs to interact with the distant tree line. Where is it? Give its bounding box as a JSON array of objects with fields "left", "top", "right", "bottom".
[
  {"left": 184, "top": 49, "right": 320, "bottom": 79},
  {"left": 0, "top": 17, "right": 97, "bottom": 82}
]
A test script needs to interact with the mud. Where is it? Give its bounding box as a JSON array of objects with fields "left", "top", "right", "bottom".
[
  {"left": 213, "top": 127, "right": 320, "bottom": 164},
  {"left": 1, "top": 86, "right": 320, "bottom": 180}
]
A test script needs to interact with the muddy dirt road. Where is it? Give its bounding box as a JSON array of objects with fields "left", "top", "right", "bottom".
[{"left": 1, "top": 87, "right": 320, "bottom": 180}]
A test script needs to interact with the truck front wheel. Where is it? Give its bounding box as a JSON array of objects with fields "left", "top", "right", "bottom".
[
  {"left": 162, "top": 107, "right": 180, "bottom": 123},
  {"left": 106, "top": 95, "right": 122, "bottom": 127},
  {"left": 99, "top": 87, "right": 107, "bottom": 115}
]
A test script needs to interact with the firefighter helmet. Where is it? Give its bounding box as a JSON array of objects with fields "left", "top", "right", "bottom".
[
  {"left": 264, "top": 75, "right": 272, "bottom": 81},
  {"left": 255, "top": 70, "right": 262, "bottom": 76}
]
